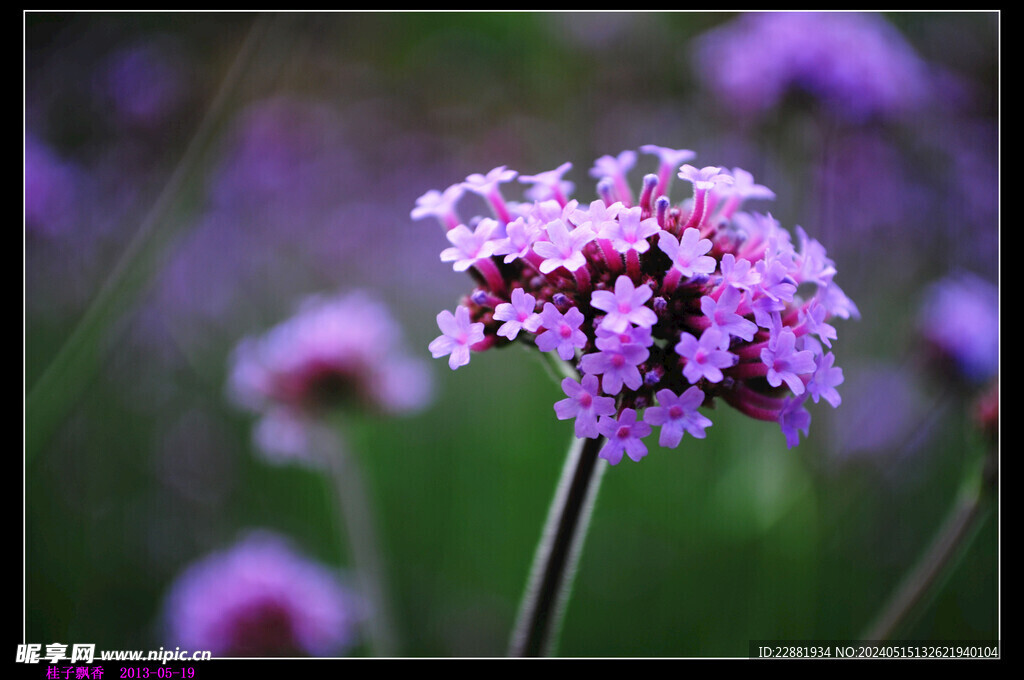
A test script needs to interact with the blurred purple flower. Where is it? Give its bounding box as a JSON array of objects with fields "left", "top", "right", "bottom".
[
  {"left": 810, "top": 130, "right": 936, "bottom": 252},
  {"left": 163, "top": 531, "right": 363, "bottom": 657},
  {"left": 918, "top": 272, "right": 999, "bottom": 385},
  {"left": 694, "top": 11, "right": 933, "bottom": 122},
  {"left": 830, "top": 362, "right": 924, "bottom": 463},
  {"left": 209, "top": 98, "right": 355, "bottom": 213},
  {"left": 24, "top": 134, "right": 81, "bottom": 238},
  {"left": 150, "top": 94, "right": 429, "bottom": 335},
  {"left": 228, "top": 291, "right": 432, "bottom": 462},
  {"left": 98, "top": 39, "right": 187, "bottom": 126}
]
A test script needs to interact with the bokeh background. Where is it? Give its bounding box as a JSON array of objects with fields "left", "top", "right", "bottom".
[{"left": 25, "top": 12, "right": 999, "bottom": 658}]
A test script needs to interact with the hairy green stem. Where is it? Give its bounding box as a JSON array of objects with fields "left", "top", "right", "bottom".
[{"left": 509, "top": 433, "right": 606, "bottom": 657}]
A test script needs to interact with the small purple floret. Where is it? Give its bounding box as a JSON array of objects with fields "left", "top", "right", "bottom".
[
  {"left": 597, "top": 408, "right": 652, "bottom": 465},
  {"left": 535, "top": 303, "right": 588, "bottom": 360},
  {"left": 429, "top": 305, "right": 486, "bottom": 370},
  {"left": 554, "top": 374, "right": 617, "bottom": 439}
]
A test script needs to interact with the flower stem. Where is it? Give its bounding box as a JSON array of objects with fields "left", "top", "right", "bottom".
[
  {"left": 509, "top": 434, "right": 607, "bottom": 657},
  {"left": 862, "top": 452, "right": 996, "bottom": 642}
]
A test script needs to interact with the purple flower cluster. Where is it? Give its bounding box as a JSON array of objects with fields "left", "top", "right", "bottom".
[
  {"left": 693, "top": 11, "right": 932, "bottom": 122},
  {"left": 163, "top": 531, "right": 362, "bottom": 657},
  {"left": 228, "top": 291, "right": 431, "bottom": 462},
  {"left": 417, "top": 147, "right": 856, "bottom": 463}
]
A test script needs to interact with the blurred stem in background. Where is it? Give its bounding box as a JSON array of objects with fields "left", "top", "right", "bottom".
[
  {"left": 864, "top": 445, "right": 997, "bottom": 642},
  {"left": 509, "top": 433, "right": 606, "bottom": 657},
  {"left": 24, "top": 14, "right": 270, "bottom": 465},
  {"left": 313, "top": 424, "right": 398, "bottom": 657}
]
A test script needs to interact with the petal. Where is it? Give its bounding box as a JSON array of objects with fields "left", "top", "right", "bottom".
[
  {"left": 561, "top": 376, "right": 584, "bottom": 398},
  {"left": 680, "top": 386, "right": 706, "bottom": 410},
  {"left": 563, "top": 306, "right": 585, "bottom": 328},
  {"left": 599, "top": 441, "right": 624, "bottom": 466},
  {"left": 630, "top": 306, "right": 658, "bottom": 328},
  {"left": 645, "top": 405, "right": 667, "bottom": 426},
  {"left": 580, "top": 374, "right": 601, "bottom": 396},
  {"left": 658, "top": 424, "right": 683, "bottom": 449},
  {"left": 614, "top": 275, "right": 635, "bottom": 299},
  {"left": 553, "top": 396, "right": 579, "bottom": 421},
  {"left": 497, "top": 321, "right": 521, "bottom": 340},
  {"left": 428, "top": 335, "right": 454, "bottom": 359},
  {"left": 625, "top": 437, "right": 649, "bottom": 462},
  {"left": 590, "top": 289, "right": 617, "bottom": 314},
  {"left": 535, "top": 330, "right": 559, "bottom": 353},
  {"left": 573, "top": 413, "right": 600, "bottom": 439},
  {"left": 493, "top": 302, "right": 516, "bottom": 323},
  {"left": 448, "top": 345, "right": 470, "bottom": 370}
]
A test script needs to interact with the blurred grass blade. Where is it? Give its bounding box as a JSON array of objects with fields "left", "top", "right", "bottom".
[
  {"left": 25, "top": 16, "right": 273, "bottom": 465},
  {"left": 863, "top": 452, "right": 996, "bottom": 641}
]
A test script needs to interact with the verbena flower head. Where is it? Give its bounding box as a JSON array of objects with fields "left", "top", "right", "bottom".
[
  {"left": 420, "top": 147, "right": 856, "bottom": 461},
  {"left": 228, "top": 291, "right": 431, "bottom": 462},
  {"left": 162, "top": 530, "right": 363, "bottom": 657}
]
